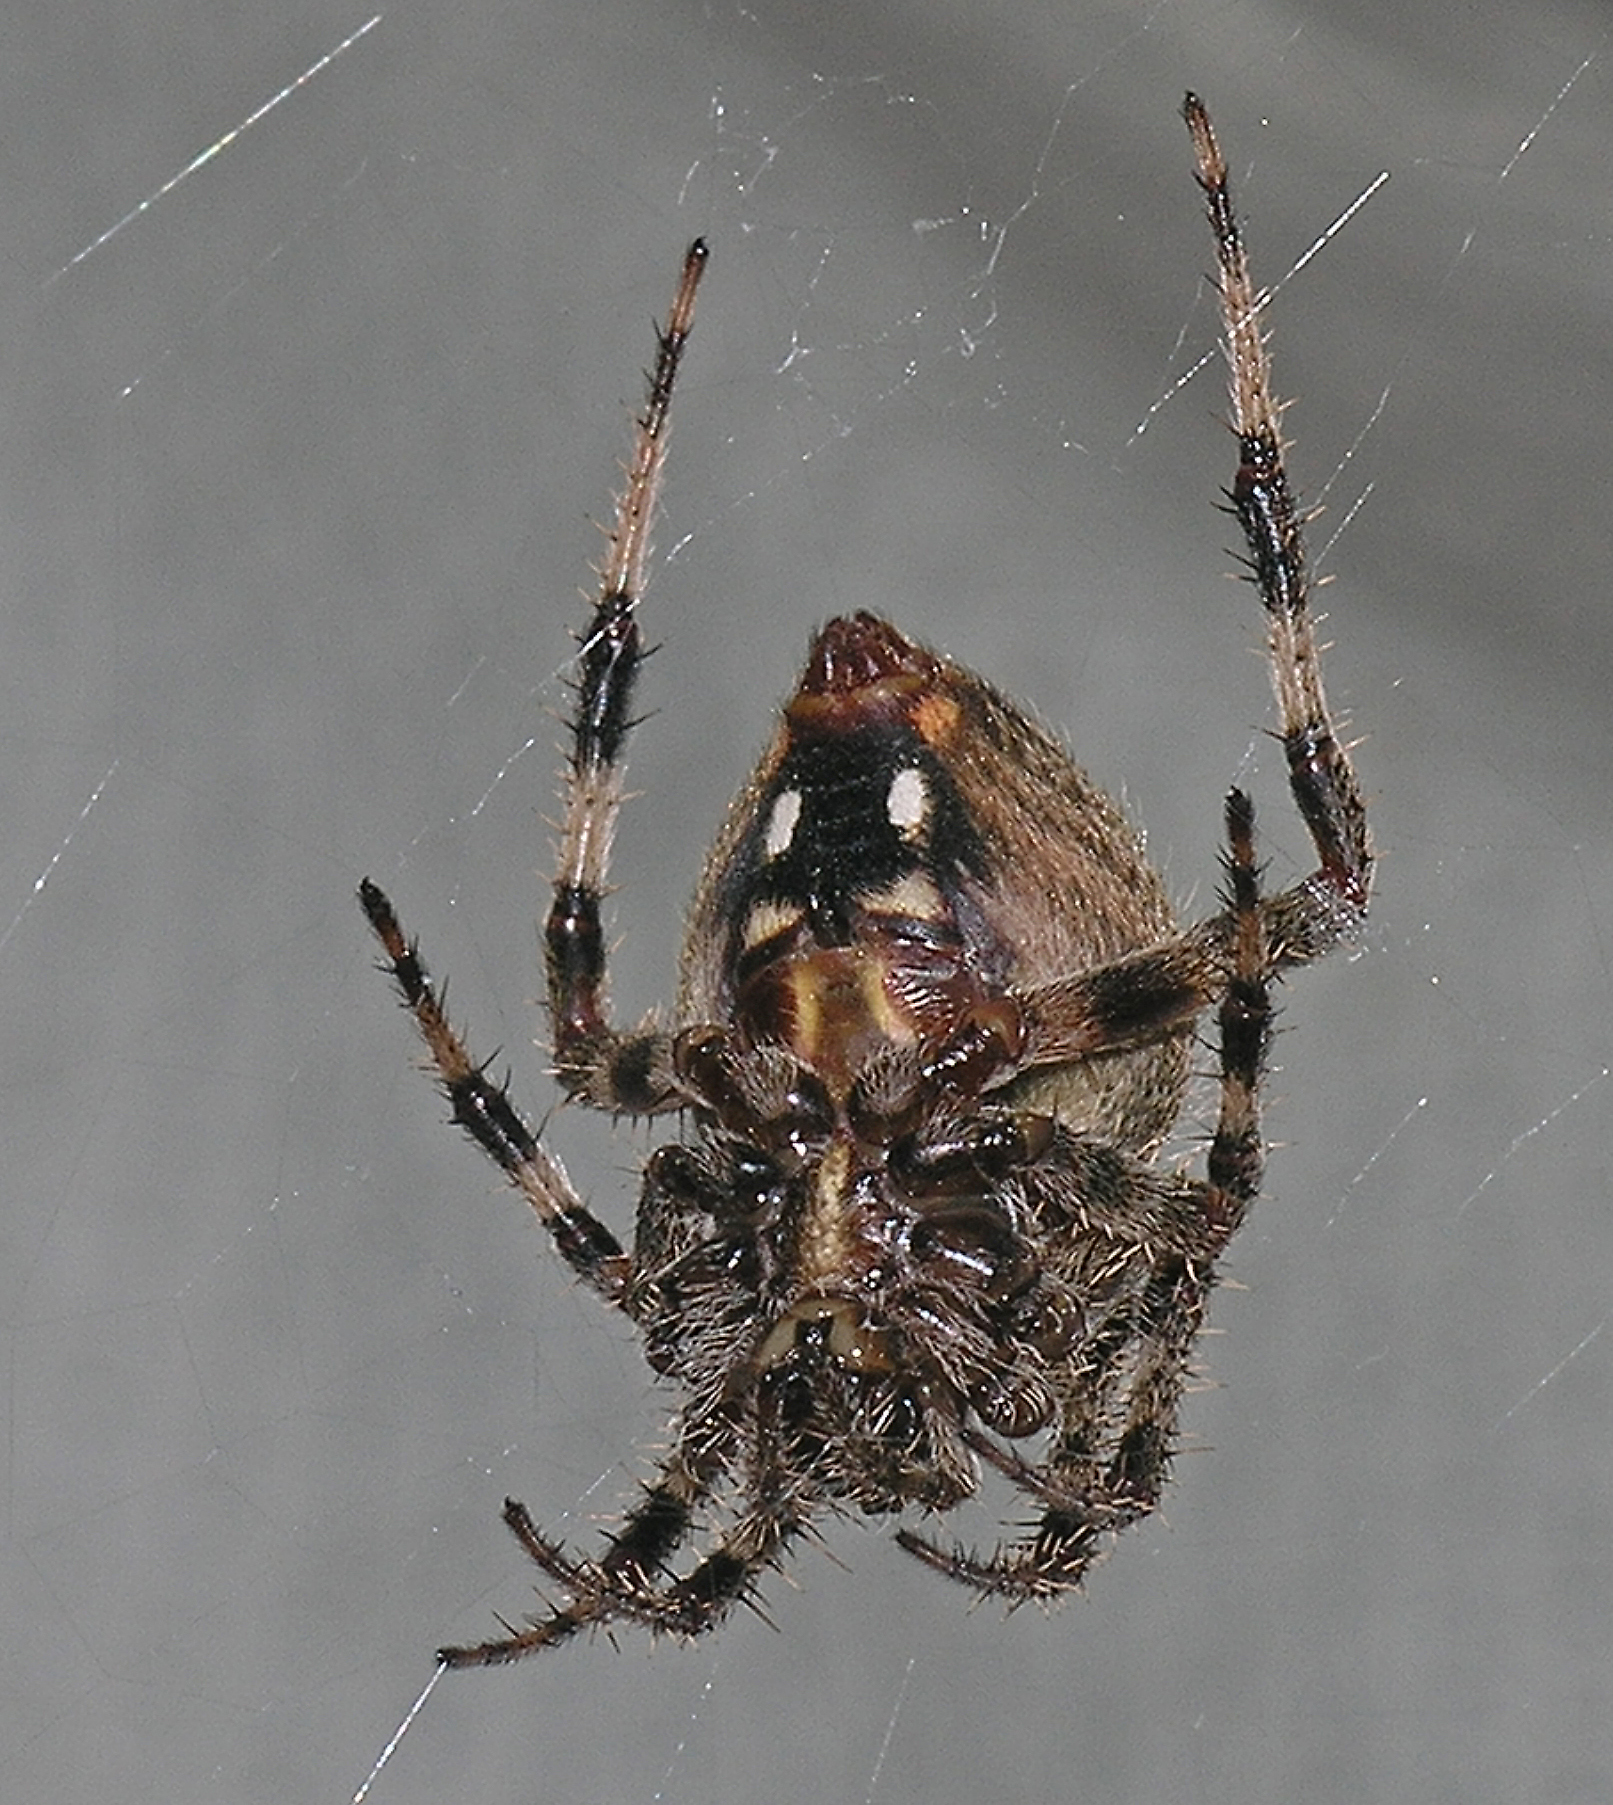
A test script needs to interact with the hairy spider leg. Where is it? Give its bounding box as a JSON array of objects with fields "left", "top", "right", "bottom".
[
  {"left": 437, "top": 1405, "right": 812, "bottom": 1665},
  {"left": 1005, "top": 97, "right": 1372, "bottom": 1081},
  {"left": 895, "top": 788, "right": 1272, "bottom": 1598},
  {"left": 546, "top": 239, "right": 709, "bottom": 1114},
  {"left": 358, "top": 879, "right": 631, "bottom": 1304}
]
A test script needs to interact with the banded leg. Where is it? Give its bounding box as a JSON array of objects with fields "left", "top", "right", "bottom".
[
  {"left": 1185, "top": 93, "right": 1372, "bottom": 948},
  {"left": 546, "top": 239, "right": 709, "bottom": 1113},
  {"left": 1013, "top": 98, "right": 1373, "bottom": 1077},
  {"left": 440, "top": 1405, "right": 804, "bottom": 1666},
  {"left": 359, "top": 878, "right": 630, "bottom": 1305},
  {"left": 897, "top": 788, "right": 1273, "bottom": 1601}
]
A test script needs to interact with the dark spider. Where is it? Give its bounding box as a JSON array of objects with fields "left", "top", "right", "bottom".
[{"left": 360, "top": 95, "right": 1371, "bottom": 1667}]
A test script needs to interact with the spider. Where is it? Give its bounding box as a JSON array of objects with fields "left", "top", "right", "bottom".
[{"left": 360, "top": 95, "right": 1371, "bottom": 1668}]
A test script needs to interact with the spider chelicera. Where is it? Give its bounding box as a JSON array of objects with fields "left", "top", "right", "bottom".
[{"left": 360, "top": 94, "right": 1371, "bottom": 1668}]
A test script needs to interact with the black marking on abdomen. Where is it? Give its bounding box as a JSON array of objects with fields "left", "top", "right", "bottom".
[{"left": 723, "top": 726, "right": 988, "bottom": 950}]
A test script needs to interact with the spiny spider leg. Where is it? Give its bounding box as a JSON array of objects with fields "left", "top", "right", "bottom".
[
  {"left": 547, "top": 239, "right": 709, "bottom": 1114},
  {"left": 358, "top": 879, "right": 630, "bottom": 1305},
  {"left": 439, "top": 1442, "right": 723, "bottom": 1666},
  {"left": 1005, "top": 97, "right": 1371, "bottom": 1076},
  {"left": 1185, "top": 93, "right": 1372, "bottom": 939},
  {"left": 358, "top": 253, "right": 710, "bottom": 1280},
  {"left": 892, "top": 99, "right": 1314, "bottom": 1605},
  {"left": 439, "top": 1409, "right": 806, "bottom": 1666},
  {"left": 896, "top": 787, "right": 1272, "bottom": 1599}
]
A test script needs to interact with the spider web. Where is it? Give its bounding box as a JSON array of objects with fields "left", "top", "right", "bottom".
[{"left": 4, "top": 4, "right": 1612, "bottom": 1803}]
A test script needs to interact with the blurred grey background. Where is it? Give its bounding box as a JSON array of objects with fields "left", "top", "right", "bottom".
[{"left": 4, "top": 2, "right": 1611, "bottom": 1801}]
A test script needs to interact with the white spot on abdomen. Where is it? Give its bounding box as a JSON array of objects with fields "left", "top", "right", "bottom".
[
  {"left": 886, "top": 765, "right": 928, "bottom": 837},
  {"left": 765, "top": 788, "right": 803, "bottom": 857}
]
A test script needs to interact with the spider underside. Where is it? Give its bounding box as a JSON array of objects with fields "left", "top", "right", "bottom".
[{"left": 361, "top": 95, "right": 1371, "bottom": 1668}]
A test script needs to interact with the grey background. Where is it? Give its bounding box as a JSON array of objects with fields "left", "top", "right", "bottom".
[{"left": 4, "top": 2, "right": 1611, "bottom": 1801}]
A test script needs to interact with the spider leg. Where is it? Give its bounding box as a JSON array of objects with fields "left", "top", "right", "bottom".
[
  {"left": 1186, "top": 94, "right": 1372, "bottom": 936},
  {"left": 440, "top": 1407, "right": 805, "bottom": 1666},
  {"left": 546, "top": 241, "right": 710, "bottom": 1115},
  {"left": 1014, "top": 937, "right": 1217, "bottom": 1069},
  {"left": 898, "top": 788, "right": 1272, "bottom": 1601},
  {"left": 439, "top": 1485, "right": 715, "bottom": 1667},
  {"left": 1009, "top": 102, "right": 1371, "bottom": 1076},
  {"left": 1011, "top": 903, "right": 1329, "bottom": 1077},
  {"left": 359, "top": 878, "right": 630, "bottom": 1306}
]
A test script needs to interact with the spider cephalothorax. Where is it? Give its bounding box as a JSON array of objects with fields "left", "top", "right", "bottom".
[{"left": 360, "top": 95, "right": 1371, "bottom": 1667}]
